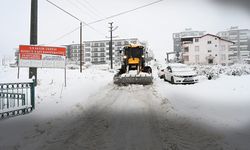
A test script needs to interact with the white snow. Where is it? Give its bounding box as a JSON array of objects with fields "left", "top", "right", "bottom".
[
  {"left": 0, "top": 64, "right": 250, "bottom": 149},
  {"left": 155, "top": 73, "right": 250, "bottom": 150}
]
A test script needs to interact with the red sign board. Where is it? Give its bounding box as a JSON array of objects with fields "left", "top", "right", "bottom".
[
  {"left": 19, "top": 45, "right": 66, "bottom": 60},
  {"left": 19, "top": 45, "right": 67, "bottom": 68}
]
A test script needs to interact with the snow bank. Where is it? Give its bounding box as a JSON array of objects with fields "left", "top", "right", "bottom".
[
  {"left": 155, "top": 74, "right": 250, "bottom": 150},
  {"left": 193, "top": 64, "right": 250, "bottom": 79},
  {"left": 0, "top": 65, "right": 114, "bottom": 149}
]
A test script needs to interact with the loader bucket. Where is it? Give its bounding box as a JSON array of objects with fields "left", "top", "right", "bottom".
[{"left": 113, "top": 74, "right": 153, "bottom": 85}]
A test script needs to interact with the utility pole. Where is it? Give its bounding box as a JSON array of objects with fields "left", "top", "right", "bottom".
[
  {"left": 80, "top": 22, "right": 83, "bottom": 73},
  {"left": 29, "top": 0, "right": 38, "bottom": 85},
  {"left": 109, "top": 22, "right": 113, "bottom": 69},
  {"left": 46, "top": 0, "right": 83, "bottom": 73}
]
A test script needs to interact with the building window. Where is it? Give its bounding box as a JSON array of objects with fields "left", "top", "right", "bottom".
[
  {"left": 85, "top": 48, "right": 91, "bottom": 52},
  {"left": 183, "top": 56, "right": 189, "bottom": 61},
  {"left": 208, "top": 50, "right": 212, "bottom": 53},
  {"left": 100, "top": 43, "right": 105, "bottom": 47},
  {"left": 100, "top": 53, "right": 105, "bottom": 57},
  {"left": 207, "top": 41, "right": 212, "bottom": 44},
  {"left": 100, "top": 48, "right": 105, "bottom": 51},
  {"left": 85, "top": 58, "right": 91, "bottom": 62},
  {"left": 195, "top": 55, "right": 199, "bottom": 63},
  {"left": 85, "top": 43, "right": 91, "bottom": 47},
  {"left": 184, "top": 47, "right": 189, "bottom": 52},
  {"left": 93, "top": 48, "right": 98, "bottom": 52},
  {"left": 195, "top": 38, "right": 199, "bottom": 42},
  {"left": 117, "top": 42, "right": 122, "bottom": 46},
  {"left": 85, "top": 53, "right": 91, "bottom": 57},
  {"left": 195, "top": 46, "right": 199, "bottom": 52}
]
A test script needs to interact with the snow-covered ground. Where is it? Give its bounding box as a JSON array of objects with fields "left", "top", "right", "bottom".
[{"left": 0, "top": 64, "right": 250, "bottom": 150}]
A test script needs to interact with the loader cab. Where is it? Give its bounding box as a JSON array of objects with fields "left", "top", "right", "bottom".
[
  {"left": 123, "top": 45, "right": 145, "bottom": 65},
  {"left": 124, "top": 46, "right": 144, "bottom": 58}
]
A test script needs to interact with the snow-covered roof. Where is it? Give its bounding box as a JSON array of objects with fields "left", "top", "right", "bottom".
[{"left": 181, "top": 33, "right": 235, "bottom": 44}]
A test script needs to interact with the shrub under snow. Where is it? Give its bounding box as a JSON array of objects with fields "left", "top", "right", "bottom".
[{"left": 192, "top": 64, "right": 250, "bottom": 80}]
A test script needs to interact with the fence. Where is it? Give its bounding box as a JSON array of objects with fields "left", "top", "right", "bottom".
[{"left": 0, "top": 81, "right": 35, "bottom": 119}]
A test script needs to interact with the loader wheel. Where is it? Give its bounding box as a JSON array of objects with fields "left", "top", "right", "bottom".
[{"left": 144, "top": 66, "right": 152, "bottom": 74}]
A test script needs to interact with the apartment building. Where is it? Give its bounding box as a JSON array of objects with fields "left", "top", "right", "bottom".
[
  {"left": 66, "top": 38, "right": 147, "bottom": 65},
  {"left": 173, "top": 28, "right": 206, "bottom": 53},
  {"left": 217, "top": 26, "right": 250, "bottom": 63},
  {"left": 181, "top": 34, "right": 234, "bottom": 65}
]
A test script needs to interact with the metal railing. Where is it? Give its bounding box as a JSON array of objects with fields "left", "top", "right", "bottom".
[{"left": 0, "top": 81, "right": 35, "bottom": 119}]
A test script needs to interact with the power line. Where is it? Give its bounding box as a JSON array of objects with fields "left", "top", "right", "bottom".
[
  {"left": 73, "top": 0, "right": 102, "bottom": 19},
  {"left": 87, "top": 0, "right": 164, "bottom": 25},
  {"left": 81, "top": 0, "right": 104, "bottom": 17},
  {"left": 66, "top": 0, "right": 99, "bottom": 20},
  {"left": 45, "top": 0, "right": 163, "bottom": 44},
  {"left": 46, "top": 0, "right": 105, "bottom": 36},
  {"left": 43, "top": 26, "right": 80, "bottom": 45},
  {"left": 47, "top": 0, "right": 81, "bottom": 21}
]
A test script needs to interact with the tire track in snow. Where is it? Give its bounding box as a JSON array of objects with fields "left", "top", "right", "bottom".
[
  {"left": 151, "top": 84, "right": 226, "bottom": 150},
  {"left": 37, "top": 84, "right": 165, "bottom": 150},
  {"left": 23, "top": 83, "right": 226, "bottom": 150}
]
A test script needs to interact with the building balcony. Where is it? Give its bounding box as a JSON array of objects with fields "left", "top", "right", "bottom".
[
  {"left": 91, "top": 55, "right": 106, "bottom": 58},
  {"left": 182, "top": 41, "right": 193, "bottom": 44},
  {"left": 92, "top": 50, "right": 105, "bottom": 53},
  {"left": 91, "top": 61, "right": 106, "bottom": 64},
  {"left": 91, "top": 45, "right": 106, "bottom": 47}
]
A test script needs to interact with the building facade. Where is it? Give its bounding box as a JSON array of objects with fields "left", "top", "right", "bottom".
[
  {"left": 66, "top": 38, "right": 148, "bottom": 65},
  {"left": 173, "top": 28, "right": 206, "bottom": 53},
  {"left": 181, "top": 34, "right": 234, "bottom": 65},
  {"left": 217, "top": 26, "right": 250, "bottom": 63}
]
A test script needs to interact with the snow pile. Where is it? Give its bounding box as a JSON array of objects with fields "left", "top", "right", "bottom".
[
  {"left": 192, "top": 64, "right": 250, "bottom": 79},
  {"left": 0, "top": 65, "right": 114, "bottom": 149},
  {"left": 155, "top": 75, "right": 250, "bottom": 150}
]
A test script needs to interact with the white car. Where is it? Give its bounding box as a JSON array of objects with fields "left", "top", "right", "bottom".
[{"left": 163, "top": 63, "right": 198, "bottom": 84}]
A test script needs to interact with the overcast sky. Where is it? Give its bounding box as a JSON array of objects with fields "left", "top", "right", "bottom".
[{"left": 1, "top": 0, "right": 250, "bottom": 61}]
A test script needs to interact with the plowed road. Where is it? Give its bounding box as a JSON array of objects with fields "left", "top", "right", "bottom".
[{"left": 32, "top": 85, "right": 223, "bottom": 150}]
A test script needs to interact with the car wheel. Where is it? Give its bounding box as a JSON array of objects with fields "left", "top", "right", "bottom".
[
  {"left": 171, "top": 76, "right": 175, "bottom": 84},
  {"left": 164, "top": 75, "right": 167, "bottom": 81}
]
